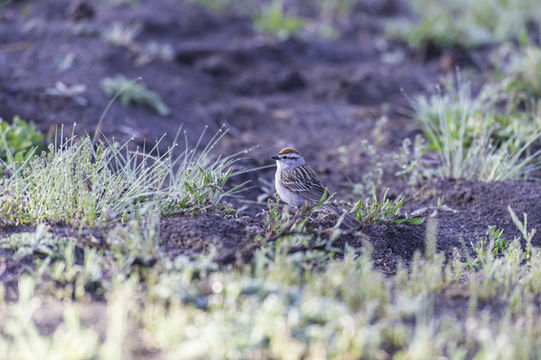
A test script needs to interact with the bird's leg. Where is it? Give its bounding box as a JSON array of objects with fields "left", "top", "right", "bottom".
[
  {"left": 284, "top": 208, "right": 299, "bottom": 231},
  {"left": 301, "top": 202, "right": 319, "bottom": 222},
  {"left": 291, "top": 202, "right": 309, "bottom": 223}
]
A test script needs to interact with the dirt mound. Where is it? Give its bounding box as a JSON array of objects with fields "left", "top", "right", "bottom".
[
  {"left": 159, "top": 178, "right": 541, "bottom": 270},
  {"left": 411, "top": 179, "right": 541, "bottom": 255},
  {"left": 159, "top": 211, "right": 426, "bottom": 274},
  {"left": 159, "top": 213, "right": 260, "bottom": 259}
]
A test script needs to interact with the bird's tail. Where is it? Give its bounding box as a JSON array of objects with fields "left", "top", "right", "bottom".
[{"left": 321, "top": 204, "right": 358, "bottom": 229}]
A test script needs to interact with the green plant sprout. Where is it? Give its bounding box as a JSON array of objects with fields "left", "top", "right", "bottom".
[
  {"left": 492, "top": 33, "right": 541, "bottom": 103},
  {"left": 466, "top": 225, "right": 511, "bottom": 270},
  {"left": 254, "top": 0, "right": 304, "bottom": 39},
  {"left": 103, "top": 22, "right": 142, "bottom": 47},
  {"left": 508, "top": 205, "right": 536, "bottom": 263},
  {"left": 45, "top": 81, "right": 88, "bottom": 106},
  {"left": 350, "top": 187, "right": 424, "bottom": 225},
  {"left": 101, "top": 75, "right": 170, "bottom": 116},
  {"left": 0, "top": 116, "right": 45, "bottom": 164}
]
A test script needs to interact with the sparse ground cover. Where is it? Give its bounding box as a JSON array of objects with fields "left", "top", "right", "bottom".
[{"left": 1, "top": 0, "right": 541, "bottom": 358}]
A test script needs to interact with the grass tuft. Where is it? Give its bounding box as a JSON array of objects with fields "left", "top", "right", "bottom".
[
  {"left": 387, "top": 0, "right": 541, "bottom": 49},
  {"left": 0, "top": 126, "right": 245, "bottom": 227},
  {"left": 411, "top": 77, "right": 541, "bottom": 180},
  {"left": 492, "top": 35, "right": 541, "bottom": 103}
]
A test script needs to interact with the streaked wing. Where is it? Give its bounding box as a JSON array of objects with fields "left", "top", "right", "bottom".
[{"left": 281, "top": 165, "right": 327, "bottom": 202}]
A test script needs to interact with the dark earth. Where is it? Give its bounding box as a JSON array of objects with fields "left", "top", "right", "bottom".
[{"left": 1, "top": 0, "right": 540, "bottom": 281}]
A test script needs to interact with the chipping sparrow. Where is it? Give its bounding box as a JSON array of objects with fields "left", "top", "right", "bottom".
[{"left": 272, "top": 147, "right": 357, "bottom": 228}]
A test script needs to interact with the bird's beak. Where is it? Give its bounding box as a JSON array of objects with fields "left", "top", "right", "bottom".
[{"left": 272, "top": 155, "right": 280, "bottom": 160}]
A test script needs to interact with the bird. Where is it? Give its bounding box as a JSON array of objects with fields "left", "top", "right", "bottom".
[{"left": 272, "top": 147, "right": 358, "bottom": 228}]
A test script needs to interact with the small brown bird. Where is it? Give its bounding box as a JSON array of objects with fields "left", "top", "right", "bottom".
[{"left": 272, "top": 147, "right": 357, "bottom": 228}]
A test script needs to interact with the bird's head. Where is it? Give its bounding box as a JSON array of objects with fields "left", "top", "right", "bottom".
[{"left": 272, "top": 147, "right": 305, "bottom": 170}]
